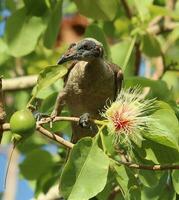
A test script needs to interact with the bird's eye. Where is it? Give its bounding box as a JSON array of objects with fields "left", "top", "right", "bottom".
[
  {"left": 83, "top": 44, "right": 91, "bottom": 50},
  {"left": 68, "top": 43, "right": 76, "bottom": 49}
]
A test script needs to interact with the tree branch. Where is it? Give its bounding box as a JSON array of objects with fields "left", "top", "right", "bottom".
[
  {"left": 134, "top": 42, "right": 141, "bottom": 75},
  {"left": 3, "top": 115, "right": 179, "bottom": 171},
  {"left": 2, "top": 75, "right": 37, "bottom": 91},
  {"left": 36, "top": 124, "right": 74, "bottom": 149},
  {"left": 147, "top": 21, "right": 179, "bottom": 35},
  {"left": 118, "top": 160, "right": 179, "bottom": 170},
  {"left": 38, "top": 116, "right": 104, "bottom": 126},
  {"left": 120, "top": 0, "right": 132, "bottom": 19}
]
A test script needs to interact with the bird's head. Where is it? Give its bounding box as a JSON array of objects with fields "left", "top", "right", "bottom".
[{"left": 57, "top": 38, "right": 104, "bottom": 64}]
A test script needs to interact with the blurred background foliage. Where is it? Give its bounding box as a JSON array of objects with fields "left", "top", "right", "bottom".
[{"left": 1, "top": 0, "right": 179, "bottom": 199}]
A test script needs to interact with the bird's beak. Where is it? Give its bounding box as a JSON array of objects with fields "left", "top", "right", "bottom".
[{"left": 57, "top": 48, "right": 77, "bottom": 64}]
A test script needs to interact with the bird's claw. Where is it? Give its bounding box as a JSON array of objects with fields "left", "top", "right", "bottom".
[
  {"left": 79, "top": 113, "right": 92, "bottom": 129},
  {"left": 33, "top": 112, "right": 50, "bottom": 121}
]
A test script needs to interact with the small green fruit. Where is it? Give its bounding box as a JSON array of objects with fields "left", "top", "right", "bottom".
[{"left": 10, "top": 109, "right": 36, "bottom": 139}]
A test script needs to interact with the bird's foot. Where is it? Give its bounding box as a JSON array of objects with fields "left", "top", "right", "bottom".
[
  {"left": 33, "top": 111, "right": 50, "bottom": 121},
  {"left": 79, "top": 113, "right": 92, "bottom": 129}
]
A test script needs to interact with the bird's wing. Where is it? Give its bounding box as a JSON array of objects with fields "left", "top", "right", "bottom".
[{"left": 108, "top": 62, "right": 123, "bottom": 100}]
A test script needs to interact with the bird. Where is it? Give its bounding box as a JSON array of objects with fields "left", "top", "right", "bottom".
[{"left": 51, "top": 38, "right": 123, "bottom": 143}]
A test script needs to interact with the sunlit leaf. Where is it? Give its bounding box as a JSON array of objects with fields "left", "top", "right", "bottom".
[
  {"left": 32, "top": 65, "right": 67, "bottom": 98},
  {"left": 73, "top": 0, "right": 118, "bottom": 20},
  {"left": 149, "top": 5, "right": 179, "bottom": 20},
  {"left": 5, "top": 8, "right": 45, "bottom": 57},
  {"left": 43, "top": 0, "right": 62, "bottom": 48},
  {"left": 23, "top": 0, "right": 48, "bottom": 16},
  {"left": 111, "top": 39, "right": 136, "bottom": 75},
  {"left": 141, "top": 33, "right": 161, "bottom": 57},
  {"left": 143, "top": 105, "right": 179, "bottom": 150},
  {"left": 162, "top": 71, "right": 179, "bottom": 100},
  {"left": 60, "top": 137, "right": 109, "bottom": 200},
  {"left": 172, "top": 170, "right": 179, "bottom": 194},
  {"left": 141, "top": 172, "right": 175, "bottom": 200}
]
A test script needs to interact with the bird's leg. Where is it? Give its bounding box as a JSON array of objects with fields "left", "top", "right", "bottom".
[
  {"left": 51, "top": 90, "right": 67, "bottom": 119},
  {"left": 78, "top": 113, "right": 92, "bottom": 129}
]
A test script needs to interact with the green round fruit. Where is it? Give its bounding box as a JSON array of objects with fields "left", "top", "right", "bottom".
[{"left": 10, "top": 109, "right": 36, "bottom": 138}]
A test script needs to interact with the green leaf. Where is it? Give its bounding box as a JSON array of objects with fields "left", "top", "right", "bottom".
[
  {"left": 60, "top": 137, "right": 109, "bottom": 200},
  {"left": 20, "top": 149, "right": 53, "bottom": 180},
  {"left": 111, "top": 38, "right": 136, "bottom": 74},
  {"left": 34, "top": 79, "right": 63, "bottom": 99},
  {"left": 143, "top": 140, "right": 179, "bottom": 164},
  {"left": 114, "top": 164, "right": 129, "bottom": 197},
  {"left": 149, "top": 5, "right": 179, "bottom": 20},
  {"left": 141, "top": 172, "right": 175, "bottom": 200},
  {"left": 97, "top": 169, "right": 117, "bottom": 200},
  {"left": 143, "top": 107, "right": 179, "bottom": 150},
  {"left": 138, "top": 170, "right": 158, "bottom": 187},
  {"left": 23, "top": 0, "right": 48, "bottom": 16},
  {"left": 125, "top": 76, "right": 171, "bottom": 100},
  {"left": 0, "top": 38, "right": 9, "bottom": 64},
  {"left": 141, "top": 33, "right": 161, "bottom": 57},
  {"left": 172, "top": 170, "right": 179, "bottom": 194},
  {"left": 162, "top": 71, "right": 179, "bottom": 100},
  {"left": 43, "top": 0, "right": 62, "bottom": 48},
  {"left": 85, "top": 24, "right": 110, "bottom": 58},
  {"left": 32, "top": 65, "right": 67, "bottom": 97},
  {"left": 73, "top": 0, "right": 118, "bottom": 20},
  {"left": 134, "top": 0, "right": 151, "bottom": 21},
  {"left": 114, "top": 164, "right": 141, "bottom": 199},
  {"left": 5, "top": 8, "right": 45, "bottom": 57}
]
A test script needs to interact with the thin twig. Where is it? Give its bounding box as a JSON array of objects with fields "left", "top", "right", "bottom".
[
  {"left": 134, "top": 42, "right": 141, "bottom": 75},
  {"left": 118, "top": 160, "right": 179, "bottom": 170},
  {"left": 120, "top": 0, "right": 132, "bottom": 19},
  {"left": 36, "top": 125, "right": 74, "bottom": 149},
  {"left": 147, "top": 21, "right": 179, "bottom": 35},
  {"left": 38, "top": 116, "right": 105, "bottom": 126},
  {"left": 38, "top": 116, "right": 79, "bottom": 125}
]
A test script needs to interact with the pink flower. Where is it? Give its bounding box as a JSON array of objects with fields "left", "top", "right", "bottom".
[{"left": 102, "top": 87, "right": 156, "bottom": 145}]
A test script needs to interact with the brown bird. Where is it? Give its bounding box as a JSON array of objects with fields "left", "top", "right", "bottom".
[{"left": 51, "top": 38, "right": 123, "bottom": 143}]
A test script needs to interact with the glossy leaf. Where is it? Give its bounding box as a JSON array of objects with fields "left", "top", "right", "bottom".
[
  {"left": 142, "top": 172, "right": 175, "bottom": 200},
  {"left": 172, "top": 170, "right": 179, "bottom": 194},
  {"left": 73, "top": 0, "right": 118, "bottom": 20},
  {"left": 134, "top": 0, "right": 151, "bottom": 21},
  {"left": 141, "top": 33, "right": 161, "bottom": 57},
  {"left": 111, "top": 39, "right": 136, "bottom": 75},
  {"left": 125, "top": 76, "right": 171, "bottom": 100},
  {"left": 5, "top": 8, "right": 45, "bottom": 57},
  {"left": 162, "top": 71, "right": 179, "bottom": 100},
  {"left": 32, "top": 65, "right": 67, "bottom": 97},
  {"left": 43, "top": 0, "right": 62, "bottom": 48},
  {"left": 60, "top": 137, "right": 109, "bottom": 200},
  {"left": 149, "top": 5, "right": 179, "bottom": 20},
  {"left": 138, "top": 170, "right": 158, "bottom": 187},
  {"left": 143, "top": 106, "right": 179, "bottom": 150},
  {"left": 23, "top": 0, "right": 48, "bottom": 16},
  {"left": 142, "top": 140, "right": 179, "bottom": 164},
  {"left": 114, "top": 164, "right": 141, "bottom": 199}
]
